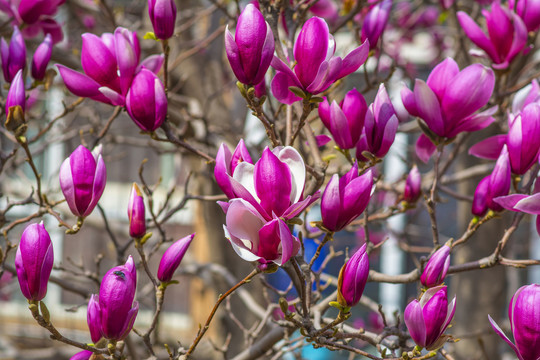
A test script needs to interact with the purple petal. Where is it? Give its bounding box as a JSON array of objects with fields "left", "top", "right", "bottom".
[
  {"left": 214, "top": 143, "right": 234, "bottom": 198},
  {"left": 225, "top": 25, "right": 248, "bottom": 84},
  {"left": 472, "top": 175, "right": 490, "bottom": 217},
  {"left": 414, "top": 79, "right": 444, "bottom": 136},
  {"left": 235, "top": 4, "right": 271, "bottom": 84},
  {"left": 405, "top": 300, "right": 427, "bottom": 347},
  {"left": 426, "top": 58, "right": 459, "bottom": 102},
  {"left": 469, "top": 135, "right": 507, "bottom": 160},
  {"left": 138, "top": 54, "right": 165, "bottom": 74},
  {"left": 493, "top": 194, "right": 529, "bottom": 211},
  {"left": 321, "top": 174, "right": 341, "bottom": 231},
  {"left": 252, "top": 22, "right": 275, "bottom": 85},
  {"left": 337, "top": 40, "right": 369, "bottom": 79},
  {"left": 294, "top": 17, "right": 330, "bottom": 88},
  {"left": 157, "top": 234, "right": 195, "bottom": 282},
  {"left": 306, "top": 56, "right": 342, "bottom": 94},
  {"left": 441, "top": 64, "right": 495, "bottom": 125},
  {"left": 488, "top": 315, "right": 523, "bottom": 360},
  {"left": 271, "top": 71, "right": 302, "bottom": 104},
  {"left": 328, "top": 100, "right": 354, "bottom": 149},
  {"left": 448, "top": 105, "right": 497, "bottom": 137},
  {"left": 512, "top": 192, "right": 540, "bottom": 214},
  {"left": 416, "top": 134, "right": 436, "bottom": 163},
  {"left": 80, "top": 33, "right": 119, "bottom": 90},
  {"left": 401, "top": 85, "right": 419, "bottom": 117},
  {"left": 254, "top": 148, "right": 292, "bottom": 217},
  {"left": 57, "top": 65, "right": 111, "bottom": 104},
  {"left": 457, "top": 11, "right": 499, "bottom": 62}
]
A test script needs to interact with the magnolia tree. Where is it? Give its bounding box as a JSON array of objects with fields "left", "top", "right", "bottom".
[{"left": 1, "top": 0, "right": 540, "bottom": 359}]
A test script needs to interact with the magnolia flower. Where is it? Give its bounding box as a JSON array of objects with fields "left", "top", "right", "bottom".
[
  {"left": 318, "top": 88, "right": 367, "bottom": 150},
  {"left": 218, "top": 146, "right": 319, "bottom": 221},
  {"left": 321, "top": 163, "right": 373, "bottom": 232},
  {"left": 57, "top": 27, "right": 164, "bottom": 106},
  {"left": 337, "top": 244, "right": 369, "bottom": 308},
  {"left": 59, "top": 145, "right": 107, "bottom": 218},
  {"left": 1, "top": 26, "right": 26, "bottom": 82},
  {"left": 404, "top": 285, "right": 456, "bottom": 350},
  {"left": 225, "top": 4, "right": 274, "bottom": 86},
  {"left": 458, "top": 3, "right": 527, "bottom": 69},
  {"left": 222, "top": 198, "right": 300, "bottom": 270},
  {"left": 15, "top": 222, "right": 54, "bottom": 301},
  {"left": 420, "top": 245, "right": 451, "bottom": 288},
  {"left": 271, "top": 16, "right": 369, "bottom": 104},
  {"left": 157, "top": 234, "right": 195, "bottom": 283},
  {"left": 489, "top": 284, "right": 540, "bottom": 360},
  {"left": 401, "top": 58, "right": 496, "bottom": 162},
  {"left": 88, "top": 256, "right": 138, "bottom": 341}
]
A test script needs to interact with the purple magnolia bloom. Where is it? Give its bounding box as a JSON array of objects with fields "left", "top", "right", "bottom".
[
  {"left": 214, "top": 139, "right": 253, "bottom": 199},
  {"left": 222, "top": 198, "right": 300, "bottom": 270},
  {"left": 401, "top": 58, "right": 496, "bottom": 162},
  {"left": 225, "top": 4, "right": 274, "bottom": 86},
  {"left": 420, "top": 245, "right": 451, "bottom": 288},
  {"left": 403, "top": 165, "right": 421, "bottom": 203},
  {"left": 125, "top": 68, "right": 167, "bottom": 132},
  {"left": 271, "top": 17, "right": 369, "bottom": 104},
  {"left": 321, "top": 163, "right": 373, "bottom": 232},
  {"left": 356, "top": 84, "right": 399, "bottom": 161},
  {"left": 489, "top": 284, "right": 540, "bottom": 360},
  {"left": 470, "top": 104, "right": 540, "bottom": 175},
  {"left": 360, "top": 0, "right": 392, "bottom": 50},
  {"left": 15, "top": 222, "right": 54, "bottom": 301},
  {"left": 318, "top": 88, "right": 367, "bottom": 150},
  {"left": 0, "top": 0, "right": 64, "bottom": 43},
  {"left": 89, "top": 256, "right": 138, "bottom": 341},
  {"left": 157, "top": 233, "right": 195, "bottom": 283},
  {"left": 1, "top": 26, "right": 26, "bottom": 83},
  {"left": 457, "top": 3, "right": 527, "bottom": 69},
  {"left": 510, "top": 0, "right": 540, "bottom": 32},
  {"left": 128, "top": 183, "right": 146, "bottom": 238},
  {"left": 472, "top": 145, "right": 511, "bottom": 216},
  {"left": 148, "top": 0, "right": 177, "bottom": 40},
  {"left": 57, "top": 27, "right": 164, "bottom": 106},
  {"left": 70, "top": 350, "right": 93, "bottom": 360},
  {"left": 218, "top": 146, "right": 319, "bottom": 221},
  {"left": 87, "top": 294, "right": 101, "bottom": 343},
  {"left": 337, "top": 244, "right": 369, "bottom": 308},
  {"left": 59, "top": 145, "right": 107, "bottom": 218},
  {"left": 6, "top": 69, "right": 25, "bottom": 115},
  {"left": 31, "top": 33, "right": 52, "bottom": 80},
  {"left": 404, "top": 285, "right": 456, "bottom": 350}
]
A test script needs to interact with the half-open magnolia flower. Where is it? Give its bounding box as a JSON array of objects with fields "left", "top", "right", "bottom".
[{"left": 222, "top": 198, "right": 300, "bottom": 270}]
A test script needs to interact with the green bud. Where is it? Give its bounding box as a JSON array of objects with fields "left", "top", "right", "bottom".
[{"left": 40, "top": 301, "right": 51, "bottom": 323}]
